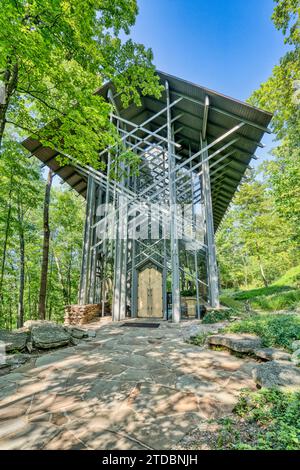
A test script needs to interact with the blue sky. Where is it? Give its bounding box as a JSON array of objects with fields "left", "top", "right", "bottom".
[{"left": 127, "top": 0, "right": 289, "bottom": 162}]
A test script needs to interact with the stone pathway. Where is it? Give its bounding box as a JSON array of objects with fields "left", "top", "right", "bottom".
[{"left": 0, "top": 318, "right": 258, "bottom": 450}]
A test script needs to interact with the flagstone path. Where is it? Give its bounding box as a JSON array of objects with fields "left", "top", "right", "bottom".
[{"left": 0, "top": 318, "right": 258, "bottom": 450}]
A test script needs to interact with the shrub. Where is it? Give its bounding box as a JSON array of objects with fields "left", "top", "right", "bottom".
[
  {"left": 232, "top": 389, "right": 300, "bottom": 450},
  {"left": 202, "top": 309, "right": 233, "bottom": 324},
  {"left": 189, "top": 333, "right": 209, "bottom": 346},
  {"left": 226, "top": 313, "right": 300, "bottom": 350}
]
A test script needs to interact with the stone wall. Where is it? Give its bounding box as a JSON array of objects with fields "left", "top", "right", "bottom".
[{"left": 64, "top": 304, "right": 101, "bottom": 326}]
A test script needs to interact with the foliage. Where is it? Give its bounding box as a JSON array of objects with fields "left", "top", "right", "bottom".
[
  {"left": 274, "top": 263, "right": 300, "bottom": 287},
  {"left": 250, "top": 289, "right": 300, "bottom": 311},
  {"left": 202, "top": 309, "right": 234, "bottom": 324},
  {"left": 217, "top": 0, "right": 300, "bottom": 292},
  {"left": 249, "top": 0, "right": 300, "bottom": 245},
  {"left": 0, "top": 145, "right": 84, "bottom": 328},
  {"left": 188, "top": 333, "right": 209, "bottom": 347},
  {"left": 216, "top": 170, "right": 298, "bottom": 290},
  {"left": 181, "top": 288, "right": 196, "bottom": 297},
  {"left": 226, "top": 313, "right": 300, "bottom": 351},
  {"left": 232, "top": 389, "right": 300, "bottom": 450},
  {"left": 230, "top": 274, "right": 300, "bottom": 311},
  {"left": 0, "top": 0, "right": 163, "bottom": 165}
]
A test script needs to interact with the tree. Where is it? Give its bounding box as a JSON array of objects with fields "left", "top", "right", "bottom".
[
  {"left": 38, "top": 168, "right": 53, "bottom": 320},
  {"left": 0, "top": 143, "right": 41, "bottom": 327},
  {"left": 0, "top": 0, "right": 162, "bottom": 166},
  {"left": 216, "top": 170, "right": 298, "bottom": 290},
  {"left": 248, "top": 0, "right": 300, "bottom": 244}
]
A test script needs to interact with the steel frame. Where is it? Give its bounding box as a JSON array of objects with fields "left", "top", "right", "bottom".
[{"left": 76, "top": 82, "right": 249, "bottom": 321}]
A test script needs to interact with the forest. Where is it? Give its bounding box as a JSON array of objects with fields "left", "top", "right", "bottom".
[{"left": 0, "top": 0, "right": 299, "bottom": 330}]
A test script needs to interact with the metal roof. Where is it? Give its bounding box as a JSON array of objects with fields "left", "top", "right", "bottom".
[{"left": 22, "top": 70, "right": 272, "bottom": 230}]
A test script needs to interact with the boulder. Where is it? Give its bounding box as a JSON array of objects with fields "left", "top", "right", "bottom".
[
  {"left": 23, "top": 320, "right": 56, "bottom": 330},
  {"left": 31, "top": 323, "right": 71, "bottom": 349},
  {"left": 26, "top": 341, "right": 33, "bottom": 353},
  {"left": 0, "top": 330, "right": 29, "bottom": 353},
  {"left": 291, "top": 340, "right": 300, "bottom": 352},
  {"left": 253, "top": 361, "right": 300, "bottom": 391},
  {"left": 0, "top": 353, "right": 31, "bottom": 373},
  {"left": 67, "top": 326, "right": 88, "bottom": 339},
  {"left": 208, "top": 333, "right": 262, "bottom": 353},
  {"left": 254, "top": 347, "right": 291, "bottom": 362},
  {"left": 291, "top": 349, "right": 300, "bottom": 366}
]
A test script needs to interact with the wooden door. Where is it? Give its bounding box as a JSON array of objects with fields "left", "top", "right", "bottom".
[{"left": 138, "top": 267, "right": 162, "bottom": 318}]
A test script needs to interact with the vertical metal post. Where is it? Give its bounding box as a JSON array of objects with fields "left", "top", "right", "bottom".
[
  {"left": 89, "top": 183, "right": 102, "bottom": 303},
  {"left": 201, "top": 138, "right": 220, "bottom": 308},
  {"left": 162, "top": 151, "right": 168, "bottom": 320},
  {"left": 190, "top": 153, "right": 201, "bottom": 319},
  {"left": 101, "top": 118, "right": 112, "bottom": 316},
  {"left": 166, "top": 81, "right": 181, "bottom": 323},
  {"left": 130, "top": 175, "right": 138, "bottom": 318},
  {"left": 78, "top": 175, "right": 96, "bottom": 304}
]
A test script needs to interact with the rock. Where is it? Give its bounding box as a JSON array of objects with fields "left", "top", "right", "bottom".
[
  {"left": 0, "top": 330, "right": 29, "bottom": 353},
  {"left": 253, "top": 361, "right": 300, "bottom": 391},
  {"left": 23, "top": 320, "right": 56, "bottom": 330},
  {"left": 6, "top": 354, "right": 30, "bottom": 366},
  {"left": 68, "top": 327, "right": 88, "bottom": 339},
  {"left": 208, "top": 333, "right": 262, "bottom": 353},
  {"left": 254, "top": 348, "right": 291, "bottom": 362},
  {"left": 291, "top": 340, "right": 300, "bottom": 352},
  {"left": 291, "top": 349, "right": 300, "bottom": 366},
  {"left": 26, "top": 342, "right": 33, "bottom": 354},
  {"left": 70, "top": 337, "right": 80, "bottom": 346},
  {"left": 31, "top": 323, "right": 71, "bottom": 349}
]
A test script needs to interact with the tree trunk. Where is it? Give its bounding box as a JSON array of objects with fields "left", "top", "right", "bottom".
[
  {"left": 255, "top": 242, "right": 268, "bottom": 287},
  {"left": 53, "top": 249, "right": 69, "bottom": 305},
  {"left": 259, "top": 262, "right": 269, "bottom": 288},
  {"left": 38, "top": 169, "right": 53, "bottom": 319},
  {"left": 0, "top": 174, "right": 13, "bottom": 303},
  {"left": 67, "top": 245, "right": 73, "bottom": 304},
  {"left": 0, "top": 61, "right": 18, "bottom": 148},
  {"left": 17, "top": 202, "right": 25, "bottom": 328}
]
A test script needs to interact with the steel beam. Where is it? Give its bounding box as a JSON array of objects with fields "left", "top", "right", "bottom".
[
  {"left": 166, "top": 81, "right": 181, "bottom": 323},
  {"left": 201, "top": 138, "right": 220, "bottom": 308}
]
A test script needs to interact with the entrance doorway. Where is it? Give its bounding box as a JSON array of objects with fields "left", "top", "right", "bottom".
[{"left": 138, "top": 267, "right": 163, "bottom": 318}]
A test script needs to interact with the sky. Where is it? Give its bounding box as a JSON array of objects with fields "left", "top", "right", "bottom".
[{"left": 126, "top": 0, "right": 289, "bottom": 163}]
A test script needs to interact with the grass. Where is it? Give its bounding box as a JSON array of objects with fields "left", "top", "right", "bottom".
[
  {"left": 221, "top": 265, "right": 300, "bottom": 312},
  {"left": 273, "top": 264, "right": 300, "bottom": 287},
  {"left": 226, "top": 313, "right": 300, "bottom": 351},
  {"left": 219, "top": 295, "right": 243, "bottom": 310},
  {"left": 232, "top": 285, "right": 294, "bottom": 301},
  {"left": 251, "top": 289, "right": 300, "bottom": 311}
]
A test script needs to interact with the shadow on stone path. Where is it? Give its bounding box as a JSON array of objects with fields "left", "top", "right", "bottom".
[{"left": 0, "top": 318, "right": 258, "bottom": 450}]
